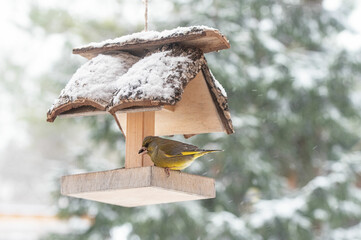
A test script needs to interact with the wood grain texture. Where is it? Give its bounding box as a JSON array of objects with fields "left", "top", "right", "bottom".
[
  {"left": 61, "top": 167, "right": 215, "bottom": 207},
  {"left": 47, "top": 99, "right": 107, "bottom": 122},
  {"left": 58, "top": 107, "right": 108, "bottom": 119},
  {"left": 142, "top": 111, "right": 155, "bottom": 166},
  {"left": 125, "top": 112, "right": 144, "bottom": 168},
  {"left": 115, "top": 106, "right": 162, "bottom": 113},
  {"left": 154, "top": 71, "right": 225, "bottom": 135},
  {"left": 163, "top": 105, "right": 176, "bottom": 112},
  {"left": 48, "top": 47, "right": 233, "bottom": 135},
  {"left": 115, "top": 112, "right": 127, "bottom": 135},
  {"left": 201, "top": 64, "right": 234, "bottom": 134},
  {"left": 124, "top": 111, "right": 155, "bottom": 168},
  {"left": 114, "top": 72, "right": 226, "bottom": 137}
]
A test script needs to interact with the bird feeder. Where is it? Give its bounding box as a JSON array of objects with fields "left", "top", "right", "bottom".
[{"left": 47, "top": 26, "right": 234, "bottom": 207}]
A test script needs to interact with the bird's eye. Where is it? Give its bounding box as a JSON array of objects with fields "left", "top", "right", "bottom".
[{"left": 144, "top": 143, "right": 149, "bottom": 148}]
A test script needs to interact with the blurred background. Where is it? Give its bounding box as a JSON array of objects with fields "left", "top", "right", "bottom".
[{"left": 1, "top": 0, "right": 361, "bottom": 239}]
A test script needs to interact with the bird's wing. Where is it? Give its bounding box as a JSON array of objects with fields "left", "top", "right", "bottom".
[{"left": 157, "top": 138, "right": 200, "bottom": 157}]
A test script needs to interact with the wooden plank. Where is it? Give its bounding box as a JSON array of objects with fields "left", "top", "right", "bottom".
[
  {"left": 113, "top": 72, "right": 227, "bottom": 137},
  {"left": 163, "top": 105, "right": 176, "bottom": 112},
  {"left": 73, "top": 29, "right": 230, "bottom": 59},
  {"left": 125, "top": 112, "right": 144, "bottom": 168},
  {"left": 155, "top": 71, "right": 225, "bottom": 136},
  {"left": 47, "top": 100, "right": 107, "bottom": 122},
  {"left": 124, "top": 111, "right": 155, "bottom": 168},
  {"left": 142, "top": 111, "right": 155, "bottom": 167},
  {"left": 115, "top": 112, "right": 127, "bottom": 136},
  {"left": 116, "top": 106, "right": 162, "bottom": 113},
  {"left": 201, "top": 64, "right": 234, "bottom": 134},
  {"left": 150, "top": 167, "right": 215, "bottom": 197},
  {"left": 182, "top": 31, "right": 230, "bottom": 53},
  {"left": 61, "top": 167, "right": 215, "bottom": 207},
  {"left": 58, "top": 108, "right": 108, "bottom": 118}
]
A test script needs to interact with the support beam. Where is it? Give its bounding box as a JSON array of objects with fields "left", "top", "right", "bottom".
[
  {"left": 125, "top": 112, "right": 155, "bottom": 168},
  {"left": 125, "top": 112, "right": 144, "bottom": 168},
  {"left": 142, "top": 111, "right": 155, "bottom": 166}
]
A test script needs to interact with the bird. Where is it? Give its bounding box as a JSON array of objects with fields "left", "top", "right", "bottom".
[{"left": 138, "top": 136, "right": 222, "bottom": 176}]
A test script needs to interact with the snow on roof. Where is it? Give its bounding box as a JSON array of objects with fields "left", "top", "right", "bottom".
[
  {"left": 111, "top": 44, "right": 203, "bottom": 106},
  {"left": 73, "top": 26, "right": 230, "bottom": 59},
  {"left": 47, "top": 43, "right": 233, "bottom": 134},
  {"left": 79, "top": 26, "right": 217, "bottom": 49},
  {"left": 49, "top": 52, "right": 139, "bottom": 112},
  {"left": 200, "top": 63, "right": 233, "bottom": 133},
  {"left": 210, "top": 70, "right": 227, "bottom": 97}
]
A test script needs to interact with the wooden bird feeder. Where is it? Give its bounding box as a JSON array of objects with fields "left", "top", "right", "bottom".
[{"left": 47, "top": 26, "right": 234, "bottom": 207}]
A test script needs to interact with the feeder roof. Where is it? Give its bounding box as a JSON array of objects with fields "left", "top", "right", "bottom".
[
  {"left": 48, "top": 52, "right": 139, "bottom": 116},
  {"left": 47, "top": 28, "right": 234, "bottom": 135},
  {"left": 73, "top": 25, "right": 230, "bottom": 59}
]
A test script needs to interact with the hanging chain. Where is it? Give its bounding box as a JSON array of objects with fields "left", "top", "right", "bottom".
[{"left": 144, "top": 0, "right": 148, "bottom": 31}]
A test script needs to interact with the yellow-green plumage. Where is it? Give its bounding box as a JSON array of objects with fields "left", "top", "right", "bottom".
[{"left": 140, "top": 136, "right": 222, "bottom": 170}]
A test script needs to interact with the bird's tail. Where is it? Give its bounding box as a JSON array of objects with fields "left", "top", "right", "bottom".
[
  {"left": 195, "top": 149, "right": 223, "bottom": 158},
  {"left": 179, "top": 150, "right": 223, "bottom": 158},
  {"left": 201, "top": 149, "right": 223, "bottom": 153}
]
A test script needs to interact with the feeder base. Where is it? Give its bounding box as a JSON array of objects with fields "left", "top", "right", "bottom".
[{"left": 61, "top": 166, "right": 215, "bottom": 207}]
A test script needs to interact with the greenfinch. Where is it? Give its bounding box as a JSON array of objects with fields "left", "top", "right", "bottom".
[{"left": 138, "top": 136, "right": 222, "bottom": 174}]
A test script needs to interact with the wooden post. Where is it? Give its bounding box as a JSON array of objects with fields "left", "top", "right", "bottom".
[
  {"left": 142, "top": 111, "right": 155, "bottom": 166},
  {"left": 125, "top": 111, "right": 155, "bottom": 168}
]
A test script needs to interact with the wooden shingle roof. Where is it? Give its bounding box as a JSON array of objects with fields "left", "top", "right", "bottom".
[{"left": 47, "top": 26, "right": 234, "bottom": 135}]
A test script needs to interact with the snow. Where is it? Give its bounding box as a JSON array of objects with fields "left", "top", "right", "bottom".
[
  {"left": 303, "top": 159, "right": 353, "bottom": 193},
  {"left": 290, "top": 51, "right": 327, "bottom": 89},
  {"left": 314, "top": 209, "right": 328, "bottom": 220},
  {"left": 231, "top": 115, "right": 259, "bottom": 128},
  {"left": 79, "top": 25, "right": 218, "bottom": 49},
  {"left": 258, "top": 32, "right": 285, "bottom": 52},
  {"left": 339, "top": 201, "right": 361, "bottom": 215},
  {"left": 336, "top": 30, "right": 361, "bottom": 51},
  {"left": 113, "top": 50, "right": 192, "bottom": 103},
  {"left": 209, "top": 70, "right": 228, "bottom": 97},
  {"left": 323, "top": 0, "right": 341, "bottom": 11},
  {"left": 249, "top": 197, "right": 307, "bottom": 228},
  {"left": 330, "top": 222, "right": 361, "bottom": 240},
  {"left": 50, "top": 43, "right": 230, "bottom": 113},
  {"left": 208, "top": 211, "right": 257, "bottom": 239},
  {"left": 307, "top": 175, "right": 331, "bottom": 189},
  {"left": 58, "top": 52, "right": 139, "bottom": 104},
  {"left": 110, "top": 223, "right": 132, "bottom": 240},
  {"left": 247, "top": 153, "right": 361, "bottom": 231},
  {"left": 48, "top": 25, "right": 230, "bottom": 112},
  {"left": 214, "top": 78, "right": 227, "bottom": 97}
]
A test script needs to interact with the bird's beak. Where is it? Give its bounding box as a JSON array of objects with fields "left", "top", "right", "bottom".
[{"left": 138, "top": 147, "right": 148, "bottom": 155}]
